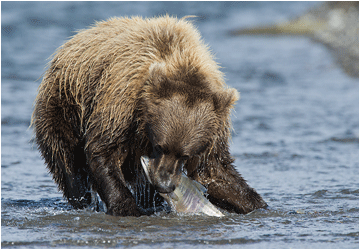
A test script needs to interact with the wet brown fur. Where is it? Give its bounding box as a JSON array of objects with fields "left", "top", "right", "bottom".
[{"left": 32, "top": 16, "right": 267, "bottom": 216}]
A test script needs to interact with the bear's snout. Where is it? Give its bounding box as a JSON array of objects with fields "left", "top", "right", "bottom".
[
  {"left": 141, "top": 155, "right": 183, "bottom": 194},
  {"left": 154, "top": 176, "right": 176, "bottom": 193},
  {"left": 153, "top": 164, "right": 181, "bottom": 193}
]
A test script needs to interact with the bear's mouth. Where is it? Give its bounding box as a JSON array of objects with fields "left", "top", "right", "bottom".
[
  {"left": 140, "top": 155, "right": 180, "bottom": 200},
  {"left": 140, "top": 155, "right": 224, "bottom": 217},
  {"left": 140, "top": 155, "right": 182, "bottom": 193}
]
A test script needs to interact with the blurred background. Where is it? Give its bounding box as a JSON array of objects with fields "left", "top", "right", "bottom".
[{"left": 2, "top": 1, "right": 358, "bottom": 248}]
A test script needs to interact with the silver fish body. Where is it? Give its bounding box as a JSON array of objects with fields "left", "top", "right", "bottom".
[{"left": 140, "top": 156, "right": 224, "bottom": 217}]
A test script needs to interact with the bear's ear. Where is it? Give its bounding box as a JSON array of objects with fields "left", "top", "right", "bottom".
[
  {"left": 225, "top": 87, "right": 240, "bottom": 108},
  {"left": 148, "top": 62, "right": 167, "bottom": 87},
  {"left": 214, "top": 87, "right": 240, "bottom": 114}
]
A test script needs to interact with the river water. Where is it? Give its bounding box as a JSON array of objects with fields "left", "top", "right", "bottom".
[{"left": 1, "top": 1, "right": 359, "bottom": 248}]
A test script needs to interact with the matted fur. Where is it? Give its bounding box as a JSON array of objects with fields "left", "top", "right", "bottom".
[{"left": 32, "top": 15, "right": 266, "bottom": 216}]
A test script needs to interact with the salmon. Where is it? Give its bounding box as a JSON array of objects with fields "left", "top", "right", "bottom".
[{"left": 141, "top": 156, "right": 224, "bottom": 217}]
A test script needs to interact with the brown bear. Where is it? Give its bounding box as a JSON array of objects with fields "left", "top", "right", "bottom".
[{"left": 32, "top": 15, "right": 267, "bottom": 216}]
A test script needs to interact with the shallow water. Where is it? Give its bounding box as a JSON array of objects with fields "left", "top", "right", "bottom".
[{"left": 1, "top": 1, "right": 359, "bottom": 248}]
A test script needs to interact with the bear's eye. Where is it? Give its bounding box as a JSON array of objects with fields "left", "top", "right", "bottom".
[
  {"left": 195, "top": 142, "right": 209, "bottom": 155},
  {"left": 181, "top": 155, "right": 190, "bottom": 161},
  {"left": 154, "top": 145, "right": 163, "bottom": 154}
]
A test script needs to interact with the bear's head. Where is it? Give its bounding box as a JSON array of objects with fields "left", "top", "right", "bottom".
[{"left": 139, "top": 63, "right": 239, "bottom": 193}]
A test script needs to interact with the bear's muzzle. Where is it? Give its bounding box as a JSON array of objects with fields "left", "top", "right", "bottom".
[{"left": 140, "top": 155, "right": 182, "bottom": 193}]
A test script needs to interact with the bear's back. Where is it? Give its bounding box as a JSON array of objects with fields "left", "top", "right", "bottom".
[
  {"left": 52, "top": 16, "right": 224, "bottom": 91},
  {"left": 38, "top": 16, "right": 228, "bottom": 137}
]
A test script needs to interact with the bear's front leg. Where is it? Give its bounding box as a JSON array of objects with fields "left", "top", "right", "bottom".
[
  {"left": 87, "top": 154, "right": 143, "bottom": 217},
  {"left": 206, "top": 171, "right": 267, "bottom": 214},
  {"left": 193, "top": 155, "right": 267, "bottom": 214}
]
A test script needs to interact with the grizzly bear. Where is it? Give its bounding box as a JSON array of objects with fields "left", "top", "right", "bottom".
[{"left": 32, "top": 16, "right": 267, "bottom": 216}]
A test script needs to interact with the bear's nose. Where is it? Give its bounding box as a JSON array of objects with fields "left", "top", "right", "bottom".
[{"left": 155, "top": 171, "right": 177, "bottom": 193}]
